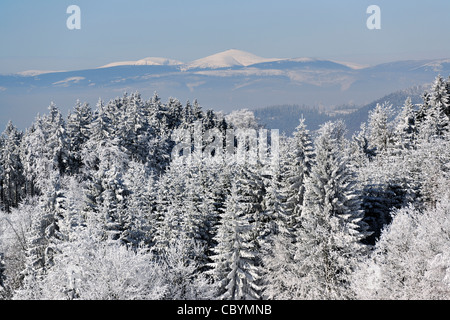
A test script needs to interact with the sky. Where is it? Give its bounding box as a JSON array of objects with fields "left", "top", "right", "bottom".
[{"left": 1, "top": 0, "right": 450, "bottom": 74}]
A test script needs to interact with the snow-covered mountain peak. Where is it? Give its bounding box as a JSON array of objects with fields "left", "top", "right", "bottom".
[
  {"left": 134, "top": 57, "right": 184, "bottom": 66},
  {"left": 98, "top": 57, "right": 184, "bottom": 69},
  {"left": 184, "top": 49, "right": 281, "bottom": 70}
]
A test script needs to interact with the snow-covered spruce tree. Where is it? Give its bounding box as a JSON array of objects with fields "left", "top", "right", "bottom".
[
  {"left": 122, "top": 160, "right": 158, "bottom": 247},
  {"left": 417, "top": 75, "right": 450, "bottom": 141},
  {"left": 360, "top": 182, "right": 408, "bottom": 246},
  {"left": 260, "top": 147, "right": 285, "bottom": 241},
  {"left": 350, "top": 123, "right": 376, "bottom": 168},
  {"left": 115, "top": 92, "right": 154, "bottom": 164},
  {"left": 357, "top": 123, "right": 450, "bottom": 242},
  {"left": 294, "top": 120, "right": 370, "bottom": 300},
  {"left": 81, "top": 101, "right": 129, "bottom": 242},
  {"left": 412, "top": 132, "right": 450, "bottom": 208},
  {"left": 349, "top": 122, "right": 378, "bottom": 234},
  {"left": 153, "top": 157, "right": 190, "bottom": 252},
  {"left": 393, "top": 97, "right": 418, "bottom": 151},
  {"left": 418, "top": 102, "right": 448, "bottom": 142},
  {"left": 208, "top": 180, "right": 263, "bottom": 300},
  {"left": 56, "top": 176, "right": 86, "bottom": 243},
  {"left": 174, "top": 181, "right": 204, "bottom": 253},
  {"left": 103, "top": 94, "right": 128, "bottom": 139},
  {"left": 230, "top": 129, "right": 266, "bottom": 248},
  {"left": 81, "top": 137, "right": 131, "bottom": 243},
  {"left": 201, "top": 155, "right": 233, "bottom": 251},
  {"left": 154, "top": 157, "right": 218, "bottom": 266},
  {"left": 42, "top": 103, "right": 70, "bottom": 176},
  {"left": 14, "top": 171, "right": 65, "bottom": 299},
  {"left": 281, "top": 117, "right": 314, "bottom": 234},
  {"left": 263, "top": 123, "right": 313, "bottom": 300},
  {"left": 375, "top": 93, "right": 450, "bottom": 210},
  {"left": 0, "top": 121, "right": 25, "bottom": 212},
  {"left": 262, "top": 155, "right": 301, "bottom": 300},
  {"left": 429, "top": 75, "right": 450, "bottom": 118},
  {"left": 154, "top": 117, "right": 227, "bottom": 262},
  {"left": 354, "top": 110, "right": 416, "bottom": 245},
  {"left": 66, "top": 100, "right": 92, "bottom": 174},
  {"left": 88, "top": 98, "right": 111, "bottom": 143},
  {"left": 20, "top": 117, "right": 45, "bottom": 198},
  {"left": 183, "top": 164, "right": 221, "bottom": 266},
  {"left": 145, "top": 92, "right": 172, "bottom": 172},
  {"left": 146, "top": 92, "right": 164, "bottom": 131},
  {"left": 20, "top": 121, "right": 39, "bottom": 198},
  {"left": 367, "top": 102, "right": 395, "bottom": 154},
  {"left": 20, "top": 104, "right": 69, "bottom": 198}
]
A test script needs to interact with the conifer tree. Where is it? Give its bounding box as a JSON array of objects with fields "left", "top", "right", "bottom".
[
  {"left": 208, "top": 182, "right": 262, "bottom": 300},
  {"left": 429, "top": 75, "right": 450, "bottom": 115},
  {"left": 123, "top": 161, "right": 158, "bottom": 247},
  {"left": 1, "top": 121, "right": 24, "bottom": 211},
  {"left": 349, "top": 122, "right": 376, "bottom": 171},
  {"left": 282, "top": 118, "right": 314, "bottom": 233},
  {"left": 394, "top": 97, "right": 417, "bottom": 150},
  {"left": 20, "top": 104, "right": 68, "bottom": 197},
  {"left": 43, "top": 103, "right": 69, "bottom": 175},
  {"left": 153, "top": 157, "right": 188, "bottom": 250},
  {"left": 417, "top": 76, "right": 450, "bottom": 140},
  {"left": 66, "top": 100, "right": 92, "bottom": 173},
  {"left": 81, "top": 138, "right": 130, "bottom": 243},
  {"left": 261, "top": 153, "right": 296, "bottom": 299},
  {"left": 367, "top": 103, "right": 394, "bottom": 153},
  {"left": 15, "top": 171, "right": 65, "bottom": 299},
  {"left": 263, "top": 123, "right": 313, "bottom": 299},
  {"left": 294, "top": 121, "right": 369, "bottom": 299}
]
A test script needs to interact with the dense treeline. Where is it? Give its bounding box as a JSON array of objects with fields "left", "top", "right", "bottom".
[{"left": 0, "top": 75, "right": 449, "bottom": 300}]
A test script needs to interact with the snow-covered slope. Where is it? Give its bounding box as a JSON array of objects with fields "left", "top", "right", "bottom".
[
  {"left": 416, "top": 59, "right": 450, "bottom": 72},
  {"left": 184, "top": 49, "right": 281, "bottom": 70},
  {"left": 99, "top": 57, "right": 184, "bottom": 68},
  {"left": 17, "top": 70, "right": 65, "bottom": 76}
]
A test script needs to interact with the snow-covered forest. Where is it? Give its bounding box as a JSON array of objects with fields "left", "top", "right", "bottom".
[{"left": 0, "top": 74, "right": 450, "bottom": 300}]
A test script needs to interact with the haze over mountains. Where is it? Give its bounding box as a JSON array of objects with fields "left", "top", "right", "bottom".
[
  {"left": 254, "top": 85, "right": 426, "bottom": 138},
  {"left": 0, "top": 49, "right": 449, "bottom": 130}
]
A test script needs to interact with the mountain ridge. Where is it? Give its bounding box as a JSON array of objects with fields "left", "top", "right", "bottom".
[
  {"left": 14, "top": 49, "right": 356, "bottom": 76},
  {"left": 1, "top": 49, "right": 449, "bottom": 130},
  {"left": 11, "top": 49, "right": 450, "bottom": 77}
]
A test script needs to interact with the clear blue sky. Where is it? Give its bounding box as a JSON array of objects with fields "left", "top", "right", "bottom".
[{"left": 1, "top": 0, "right": 450, "bottom": 74}]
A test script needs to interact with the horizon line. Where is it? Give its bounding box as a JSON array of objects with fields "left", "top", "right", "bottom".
[{"left": 3, "top": 48, "right": 450, "bottom": 76}]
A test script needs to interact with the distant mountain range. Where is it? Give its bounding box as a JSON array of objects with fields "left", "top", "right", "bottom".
[
  {"left": 254, "top": 86, "right": 426, "bottom": 137},
  {"left": 0, "top": 49, "right": 448, "bottom": 130}
]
